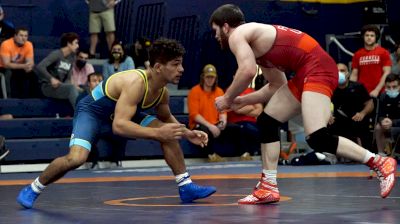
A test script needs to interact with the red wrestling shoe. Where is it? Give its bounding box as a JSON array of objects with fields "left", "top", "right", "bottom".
[
  {"left": 238, "top": 179, "right": 280, "bottom": 204},
  {"left": 367, "top": 155, "right": 397, "bottom": 198}
]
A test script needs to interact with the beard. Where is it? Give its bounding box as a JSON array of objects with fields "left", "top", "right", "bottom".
[{"left": 219, "top": 32, "right": 229, "bottom": 50}]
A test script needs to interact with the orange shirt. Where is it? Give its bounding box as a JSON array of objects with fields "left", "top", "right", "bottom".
[
  {"left": 187, "top": 84, "right": 224, "bottom": 129},
  {"left": 0, "top": 37, "right": 34, "bottom": 68}
]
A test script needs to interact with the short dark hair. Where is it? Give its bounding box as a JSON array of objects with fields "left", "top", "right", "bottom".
[
  {"left": 78, "top": 48, "right": 89, "bottom": 56},
  {"left": 60, "top": 32, "right": 79, "bottom": 47},
  {"left": 385, "top": 73, "right": 400, "bottom": 83},
  {"left": 87, "top": 72, "right": 103, "bottom": 83},
  {"left": 15, "top": 27, "right": 29, "bottom": 35},
  {"left": 209, "top": 4, "right": 245, "bottom": 27},
  {"left": 148, "top": 38, "right": 185, "bottom": 67},
  {"left": 361, "top": 24, "right": 380, "bottom": 42}
]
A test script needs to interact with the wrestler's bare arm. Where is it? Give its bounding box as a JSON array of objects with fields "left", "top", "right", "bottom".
[
  {"left": 112, "top": 79, "right": 158, "bottom": 140},
  {"left": 224, "top": 32, "right": 258, "bottom": 102},
  {"left": 234, "top": 67, "right": 287, "bottom": 106},
  {"left": 155, "top": 88, "right": 179, "bottom": 124}
]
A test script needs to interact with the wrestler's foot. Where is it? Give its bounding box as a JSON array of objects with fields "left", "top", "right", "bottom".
[
  {"left": 17, "top": 185, "right": 40, "bottom": 209},
  {"left": 367, "top": 155, "right": 397, "bottom": 198},
  {"left": 179, "top": 183, "right": 216, "bottom": 203},
  {"left": 238, "top": 180, "right": 280, "bottom": 204}
]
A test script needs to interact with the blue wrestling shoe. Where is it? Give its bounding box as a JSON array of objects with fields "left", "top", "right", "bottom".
[
  {"left": 179, "top": 183, "right": 216, "bottom": 203},
  {"left": 17, "top": 185, "right": 39, "bottom": 209}
]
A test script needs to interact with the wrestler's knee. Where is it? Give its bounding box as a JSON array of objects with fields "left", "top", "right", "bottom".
[{"left": 306, "top": 127, "right": 338, "bottom": 154}]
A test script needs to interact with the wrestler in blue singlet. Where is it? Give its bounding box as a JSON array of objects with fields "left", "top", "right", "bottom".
[{"left": 69, "top": 69, "right": 165, "bottom": 150}]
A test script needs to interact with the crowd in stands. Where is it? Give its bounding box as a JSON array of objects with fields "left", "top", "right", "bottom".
[{"left": 0, "top": 1, "right": 399, "bottom": 165}]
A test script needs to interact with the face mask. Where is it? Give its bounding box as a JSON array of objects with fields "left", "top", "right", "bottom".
[
  {"left": 338, "top": 72, "right": 347, "bottom": 85},
  {"left": 112, "top": 52, "right": 122, "bottom": 60},
  {"left": 76, "top": 60, "right": 86, "bottom": 69},
  {"left": 386, "top": 89, "right": 399, "bottom": 98}
]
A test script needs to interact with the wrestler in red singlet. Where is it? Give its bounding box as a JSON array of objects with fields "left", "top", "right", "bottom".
[{"left": 256, "top": 25, "right": 338, "bottom": 101}]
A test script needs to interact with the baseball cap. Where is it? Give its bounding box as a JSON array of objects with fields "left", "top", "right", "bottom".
[{"left": 202, "top": 64, "right": 217, "bottom": 77}]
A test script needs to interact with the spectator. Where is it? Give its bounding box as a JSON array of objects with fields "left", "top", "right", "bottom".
[
  {"left": 0, "top": 5, "right": 15, "bottom": 44},
  {"left": 35, "top": 32, "right": 80, "bottom": 109},
  {"left": 390, "top": 44, "right": 400, "bottom": 75},
  {"left": 102, "top": 41, "right": 134, "bottom": 79},
  {"left": 350, "top": 24, "right": 392, "bottom": 98},
  {"left": 374, "top": 74, "right": 400, "bottom": 155},
  {"left": 129, "top": 37, "right": 150, "bottom": 69},
  {"left": 0, "top": 27, "right": 38, "bottom": 98},
  {"left": 227, "top": 85, "right": 263, "bottom": 160},
  {"left": 86, "top": 0, "right": 120, "bottom": 58},
  {"left": 188, "top": 64, "right": 230, "bottom": 162},
  {"left": 71, "top": 49, "right": 94, "bottom": 92},
  {"left": 76, "top": 72, "right": 103, "bottom": 104},
  {"left": 328, "top": 63, "right": 374, "bottom": 148}
]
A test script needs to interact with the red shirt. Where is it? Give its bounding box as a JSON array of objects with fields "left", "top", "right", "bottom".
[
  {"left": 352, "top": 46, "right": 391, "bottom": 93},
  {"left": 227, "top": 88, "right": 257, "bottom": 124}
]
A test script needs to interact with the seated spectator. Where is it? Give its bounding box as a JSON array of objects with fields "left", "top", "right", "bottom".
[
  {"left": 188, "top": 64, "right": 232, "bottom": 162},
  {"left": 0, "top": 27, "right": 39, "bottom": 98},
  {"left": 71, "top": 49, "right": 94, "bottom": 92},
  {"left": 102, "top": 41, "right": 134, "bottom": 79},
  {"left": 76, "top": 72, "right": 103, "bottom": 104},
  {"left": 227, "top": 84, "right": 262, "bottom": 160},
  {"left": 0, "top": 5, "right": 15, "bottom": 44},
  {"left": 328, "top": 63, "right": 374, "bottom": 148},
  {"left": 390, "top": 44, "right": 400, "bottom": 75},
  {"left": 35, "top": 32, "right": 80, "bottom": 109},
  {"left": 374, "top": 73, "right": 400, "bottom": 155},
  {"left": 128, "top": 37, "right": 150, "bottom": 69}
]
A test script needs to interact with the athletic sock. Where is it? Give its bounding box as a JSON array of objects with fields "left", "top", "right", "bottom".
[
  {"left": 363, "top": 151, "right": 376, "bottom": 164},
  {"left": 262, "top": 169, "right": 277, "bottom": 185},
  {"left": 31, "top": 177, "right": 46, "bottom": 193},
  {"left": 175, "top": 172, "right": 193, "bottom": 187}
]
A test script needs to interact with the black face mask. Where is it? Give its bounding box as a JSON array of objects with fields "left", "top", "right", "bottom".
[{"left": 76, "top": 60, "right": 86, "bottom": 69}]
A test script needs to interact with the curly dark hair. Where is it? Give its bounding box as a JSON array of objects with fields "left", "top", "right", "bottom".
[
  {"left": 361, "top": 24, "right": 380, "bottom": 42},
  {"left": 148, "top": 38, "right": 185, "bottom": 67}
]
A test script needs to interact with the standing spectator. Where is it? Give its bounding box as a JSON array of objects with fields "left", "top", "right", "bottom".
[
  {"left": 86, "top": 0, "right": 120, "bottom": 58},
  {"left": 0, "top": 27, "right": 37, "bottom": 98},
  {"left": 227, "top": 86, "right": 263, "bottom": 160},
  {"left": 188, "top": 64, "right": 229, "bottom": 162},
  {"left": 35, "top": 32, "right": 80, "bottom": 109},
  {"left": 390, "top": 44, "right": 400, "bottom": 75},
  {"left": 328, "top": 63, "right": 374, "bottom": 148},
  {"left": 102, "top": 41, "right": 134, "bottom": 79},
  {"left": 0, "top": 5, "right": 15, "bottom": 44},
  {"left": 350, "top": 24, "right": 392, "bottom": 98},
  {"left": 71, "top": 49, "right": 94, "bottom": 92},
  {"left": 374, "top": 74, "right": 400, "bottom": 155}
]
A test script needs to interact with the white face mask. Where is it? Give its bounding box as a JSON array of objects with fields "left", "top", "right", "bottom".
[
  {"left": 386, "top": 89, "right": 399, "bottom": 98},
  {"left": 338, "top": 72, "right": 346, "bottom": 85}
]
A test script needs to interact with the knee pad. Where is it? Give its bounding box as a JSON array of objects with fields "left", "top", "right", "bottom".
[
  {"left": 306, "top": 127, "right": 338, "bottom": 154},
  {"left": 257, "top": 112, "right": 283, "bottom": 143}
]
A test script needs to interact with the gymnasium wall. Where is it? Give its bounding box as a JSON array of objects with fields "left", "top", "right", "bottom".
[{"left": 1, "top": 0, "right": 399, "bottom": 89}]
